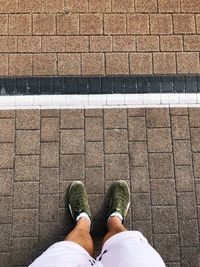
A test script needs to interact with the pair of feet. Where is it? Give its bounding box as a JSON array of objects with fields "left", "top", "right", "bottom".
[{"left": 68, "top": 180, "right": 130, "bottom": 227}]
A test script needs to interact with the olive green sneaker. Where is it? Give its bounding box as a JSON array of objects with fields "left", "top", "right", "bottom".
[
  {"left": 108, "top": 180, "right": 130, "bottom": 223},
  {"left": 68, "top": 181, "right": 91, "bottom": 222}
]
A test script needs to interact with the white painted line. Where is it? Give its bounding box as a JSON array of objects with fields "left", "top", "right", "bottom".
[{"left": 0, "top": 94, "right": 200, "bottom": 109}]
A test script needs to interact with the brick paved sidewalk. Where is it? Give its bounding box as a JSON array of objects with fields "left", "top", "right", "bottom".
[{"left": 0, "top": 108, "right": 200, "bottom": 267}]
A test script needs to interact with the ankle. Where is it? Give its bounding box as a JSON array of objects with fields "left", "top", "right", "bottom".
[
  {"left": 76, "top": 217, "right": 91, "bottom": 231},
  {"left": 107, "top": 216, "right": 126, "bottom": 232}
]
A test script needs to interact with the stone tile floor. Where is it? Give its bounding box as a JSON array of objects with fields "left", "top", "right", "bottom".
[{"left": 0, "top": 107, "right": 200, "bottom": 267}]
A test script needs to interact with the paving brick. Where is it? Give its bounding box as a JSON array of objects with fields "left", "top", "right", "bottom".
[
  {"left": 104, "top": 129, "right": 128, "bottom": 154},
  {"left": 85, "top": 109, "right": 103, "bottom": 117},
  {"left": 60, "top": 155, "right": 84, "bottom": 180},
  {"left": 41, "top": 142, "right": 59, "bottom": 168},
  {"left": 193, "top": 153, "right": 200, "bottom": 178},
  {"left": 191, "top": 128, "right": 200, "bottom": 152},
  {"left": 16, "top": 130, "right": 40, "bottom": 155},
  {"left": 0, "top": 0, "right": 17, "bottom": 13},
  {"left": 39, "top": 194, "right": 59, "bottom": 222},
  {"left": 41, "top": 109, "right": 59, "bottom": 118},
  {"left": 129, "top": 142, "right": 148, "bottom": 167},
  {"left": 66, "top": 36, "right": 89, "bottom": 52},
  {"left": 66, "top": 0, "right": 88, "bottom": 12},
  {"left": 128, "top": 108, "right": 145, "bottom": 117},
  {"left": 85, "top": 168, "right": 104, "bottom": 194},
  {"left": 171, "top": 116, "right": 190, "bottom": 140},
  {"left": 39, "top": 222, "right": 59, "bottom": 251},
  {"left": 33, "top": 53, "right": 57, "bottom": 76},
  {"left": 196, "top": 179, "right": 200, "bottom": 204},
  {"left": 147, "top": 128, "right": 172, "bottom": 152},
  {"left": 149, "top": 153, "right": 174, "bottom": 179},
  {"left": 85, "top": 118, "right": 103, "bottom": 142},
  {"left": 179, "top": 219, "right": 198, "bottom": 247},
  {"left": 106, "top": 53, "right": 129, "bottom": 75},
  {"left": 189, "top": 108, "right": 200, "bottom": 127},
  {"left": 112, "top": 0, "right": 134, "bottom": 11},
  {"left": 41, "top": 118, "right": 59, "bottom": 142},
  {"left": 89, "top": 0, "right": 111, "bottom": 12},
  {"left": 174, "top": 140, "right": 192, "bottom": 166},
  {"left": 158, "top": 0, "right": 180, "bottom": 12},
  {"left": 59, "top": 180, "right": 73, "bottom": 208},
  {"left": 174, "top": 14, "right": 195, "bottom": 34},
  {"left": 150, "top": 15, "right": 173, "bottom": 34},
  {"left": 130, "top": 53, "right": 153, "bottom": 74},
  {"left": 12, "top": 237, "right": 38, "bottom": 251},
  {"left": 175, "top": 166, "right": 195, "bottom": 192},
  {"left": 0, "top": 169, "right": 12, "bottom": 196},
  {"left": 127, "top": 14, "right": 149, "bottom": 34},
  {"left": 177, "top": 192, "right": 197, "bottom": 219},
  {"left": 105, "top": 154, "right": 129, "bottom": 180},
  {"left": 13, "top": 182, "right": 39, "bottom": 209},
  {"left": 150, "top": 179, "right": 176, "bottom": 205},
  {"left": 181, "top": 247, "right": 200, "bottom": 267},
  {"left": 14, "top": 155, "right": 39, "bottom": 181},
  {"left": 170, "top": 108, "right": 188, "bottom": 116},
  {"left": 104, "top": 14, "right": 126, "bottom": 35},
  {"left": 132, "top": 193, "right": 151, "bottom": 220},
  {"left": 18, "top": 36, "right": 41, "bottom": 53},
  {"left": 17, "top": 0, "right": 41, "bottom": 12},
  {"left": 0, "top": 197, "right": 12, "bottom": 223},
  {"left": 113, "top": 36, "right": 136, "bottom": 52},
  {"left": 133, "top": 221, "right": 153, "bottom": 244},
  {"left": 0, "top": 252, "right": 10, "bottom": 267},
  {"left": 0, "top": 224, "right": 11, "bottom": 251},
  {"left": 85, "top": 142, "right": 103, "bottom": 167},
  {"left": 9, "top": 54, "right": 32, "bottom": 76},
  {"left": 33, "top": 14, "right": 56, "bottom": 35},
  {"left": 80, "top": 14, "right": 102, "bottom": 35},
  {"left": 135, "top": 0, "right": 157, "bottom": 12},
  {"left": 40, "top": 168, "right": 59, "bottom": 194},
  {"left": 88, "top": 194, "right": 107, "bottom": 221},
  {"left": 59, "top": 208, "right": 74, "bottom": 235},
  {"left": 146, "top": 108, "right": 170, "bottom": 128},
  {"left": 11, "top": 248, "right": 37, "bottom": 266},
  {"left": 60, "top": 130, "right": 84, "bottom": 154},
  {"left": 0, "top": 54, "right": 8, "bottom": 76},
  {"left": 9, "top": 14, "right": 31, "bottom": 35},
  {"left": 153, "top": 53, "right": 176, "bottom": 74},
  {"left": 58, "top": 53, "right": 81, "bottom": 76},
  {"left": 0, "top": 110, "right": 14, "bottom": 118},
  {"left": 42, "top": 36, "right": 65, "bottom": 52},
  {"left": 154, "top": 234, "right": 180, "bottom": 262},
  {"left": 42, "top": 0, "right": 64, "bottom": 12},
  {"left": 184, "top": 35, "right": 200, "bottom": 51},
  {"left": 90, "top": 36, "right": 111, "bottom": 52},
  {"left": 0, "top": 36, "right": 15, "bottom": 52},
  {"left": 128, "top": 117, "right": 146, "bottom": 141},
  {"left": 131, "top": 166, "right": 150, "bottom": 193},
  {"left": 82, "top": 53, "right": 105, "bottom": 75},
  {"left": 136, "top": 36, "right": 159, "bottom": 52},
  {"left": 177, "top": 52, "right": 199, "bottom": 74},
  {"left": 104, "top": 109, "right": 127, "bottom": 129},
  {"left": 152, "top": 206, "right": 178, "bottom": 234},
  {"left": 0, "top": 143, "right": 14, "bottom": 169},
  {"left": 197, "top": 15, "right": 200, "bottom": 33},
  {"left": 57, "top": 14, "right": 79, "bottom": 35},
  {"left": 0, "top": 15, "right": 8, "bottom": 35},
  {"left": 160, "top": 35, "right": 183, "bottom": 52},
  {"left": 12, "top": 209, "right": 38, "bottom": 237},
  {"left": 0, "top": 119, "right": 14, "bottom": 142}
]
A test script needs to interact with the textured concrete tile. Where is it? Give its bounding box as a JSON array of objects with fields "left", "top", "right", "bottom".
[
  {"left": 151, "top": 179, "right": 176, "bottom": 205},
  {"left": 146, "top": 108, "right": 170, "bottom": 128},
  {"left": 104, "top": 129, "right": 128, "bottom": 153},
  {"left": 41, "top": 109, "right": 59, "bottom": 117},
  {"left": 177, "top": 192, "right": 197, "bottom": 219},
  {"left": 133, "top": 220, "right": 153, "bottom": 244},
  {"left": 16, "top": 130, "right": 40, "bottom": 155},
  {"left": 13, "top": 182, "right": 39, "bottom": 209},
  {"left": 12, "top": 209, "right": 38, "bottom": 237},
  {"left": 14, "top": 155, "right": 39, "bottom": 181},
  {"left": 60, "top": 155, "right": 84, "bottom": 180},
  {"left": 173, "top": 140, "right": 192, "bottom": 165},
  {"left": 0, "top": 224, "right": 11, "bottom": 251},
  {"left": 189, "top": 108, "right": 200, "bottom": 127},
  {"left": 128, "top": 117, "right": 146, "bottom": 141},
  {"left": 0, "top": 110, "right": 15, "bottom": 118},
  {"left": 152, "top": 206, "right": 178, "bottom": 234},
  {"left": 0, "top": 119, "right": 15, "bottom": 142},
  {"left": 105, "top": 154, "right": 129, "bottom": 180},
  {"left": 0, "top": 143, "right": 14, "bottom": 168},
  {"left": 85, "top": 109, "right": 103, "bottom": 117},
  {"left": 59, "top": 181, "right": 72, "bottom": 208},
  {"left": 196, "top": 179, "right": 200, "bottom": 204},
  {"left": 149, "top": 153, "right": 174, "bottom": 178},
  {"left": 40, "top": 168, "right": 59, "bottom": 194},
  {"left": 191, "top": 128, "right": 200, "bottom": 152},
  {"left": 60, "top": 109, "right": 84, "bottom": 129},
  {"left": 85, "top": 117, "right": 103, "bottom": 141},
  {"left": 147, "top": 128, "right": 172, "bottom": 152},
  {"left": 170, "top": 107, "right": 188, "bottom": 116},
  {"left": 85, "top": 167, "right": 104, "bottom": 194},
  {"left": 85, "top": 142, "right": 103, "bottom": 167},
  {"left": 0, "top": 253, "right": 11, "bottom": 267},
  {"left": 128, "top": 108, "right": 145, "bottom": 117},
  {"left": 179, "top": 219, "right": 199, "bottom": 246},
  {"left": 11, "top": 248, "right": 38, "bottom": 266},
  {"left": 171, "top": 116, "right": 190, "bottom": 140},
  {"left": 0, "top": 197, "right": 12, "bottom": 223},
  {"left": 59, "top": 208, "right": 74, "bottom": 236},
  {"left": 131, "top": 166, "right": 150, "bottom": 193},
  {"left": 154, "top": 234, "right": 180, "bottom": 262},
  {"left": 16, "top": 110, "right": 40, "bottom": 129},
  {"left": 39, "top": 194, "right": 59, "bottom": 222},
  {"left": 41, "top": 142, "right": 59, "bottom": 167},
  {"left": 193, "top": 153, "right": 200, "bottom": 178},
  {"left": 132, "top": 193, "right": 151, "bottom": 221},
  {"left": 104, "top": 109, "right": 127, "bottom": 129},
  {"left": 175, "top": 166, "right": 195, "bottom": 192},
  {"left": 60, "top": 130, "right": 84, "bottom": 154},
  {"left": 0, "top": 169, "right": 13, "bottom": 195},
  {"left": 12, "top": 237, "right": 38, "bottom": 251},
  {"left": 88, "top": 194, "right": 106, "bottom": 221},
  {"left": 181, "top": 247, "right": 200, "bottom": 267},
  {"left": 41, "top": 117, "right": 59, "bottom": 141},
  {"left": 129, "top": 142, "right": 148, "bottom": 167}
]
